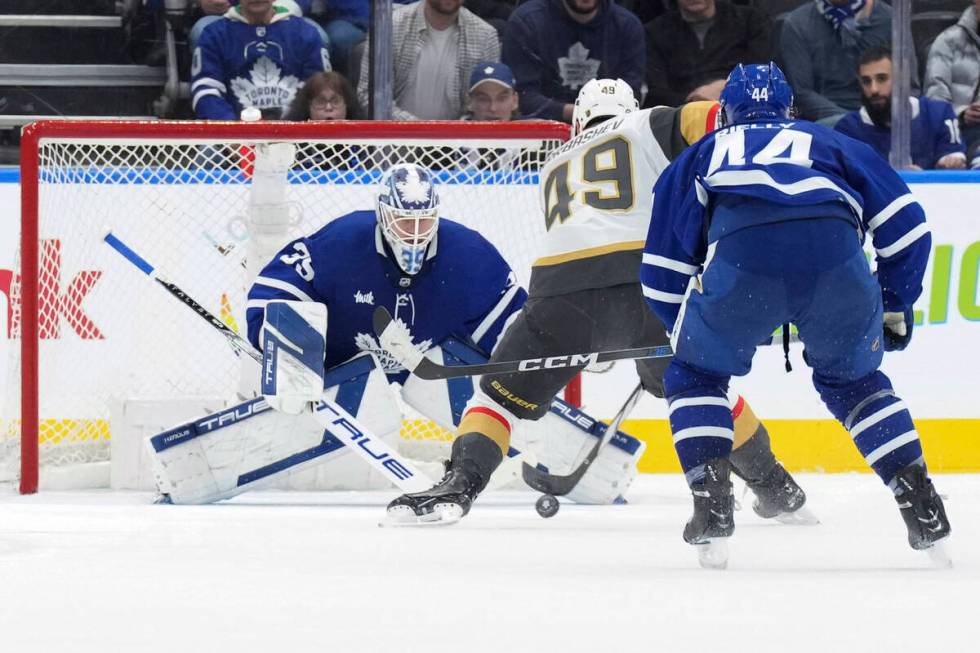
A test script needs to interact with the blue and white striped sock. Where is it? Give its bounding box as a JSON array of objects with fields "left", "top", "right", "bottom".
[
  {"left": 844, "top": 391, "right": 923, "bottom": 487},
  {"left": 668, "top": 391, "right": 735, "bottom": 486}
]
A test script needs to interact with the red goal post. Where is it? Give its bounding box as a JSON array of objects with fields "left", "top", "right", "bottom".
[{"left": 8, "top": 119, "right": 579, "bottom": 494}]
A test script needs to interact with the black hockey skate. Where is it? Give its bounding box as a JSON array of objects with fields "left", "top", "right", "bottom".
[
  {"left": 745, "top": 463, "right": 817, "bottom": 524},
  {"left": 683, "top": 459, "right": 735, "bottom": 569},
  {"left": 894, "top": 464, "right": 951, "bottom": 558},
  {"left": 384, "top": 433, "right": 502, "bottom": 527}
]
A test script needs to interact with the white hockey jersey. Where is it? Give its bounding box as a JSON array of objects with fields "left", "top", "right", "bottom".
[{"left": 529, "top": 101, "right": 721, "bottom": 297}]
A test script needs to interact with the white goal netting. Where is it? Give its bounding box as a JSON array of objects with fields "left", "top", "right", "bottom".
[{"left": 2, "top": 120, "right": 567, "bottom": 491}]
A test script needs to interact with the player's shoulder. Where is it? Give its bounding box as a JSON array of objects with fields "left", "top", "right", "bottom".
[
  {"left": 437, "top": 218, "right": 500, "bottom": 253},
  {"left": 306, "top": 210, "right": 377, "bottom": 247},
  {"left": 436, "top": 219, "right": 511, "bottom": 275},
  {"left": 646, "top": 101, "right": 722, "bottom": 160}
]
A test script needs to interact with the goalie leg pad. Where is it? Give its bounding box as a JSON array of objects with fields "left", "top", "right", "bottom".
[
  {"left": 147, "top": 353, "right": 404, "bottom": 503},
  {"left": 519, "top": 398, "right": 646, "bottom": 505}
]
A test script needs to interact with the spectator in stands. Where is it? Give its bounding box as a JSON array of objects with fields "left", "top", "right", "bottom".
[
  {"left": 836, "top": 46, "right": 966, "bottom": 170},
  {"left": 284, "top": 70, "right": 363, "bottom": 119},
  {"left": 643, "top": 0, "right": 772, "bottom": 108},
  {"left": 319, "top": 1, "right": 369, "bottom": 76},
  {"left": 187, "top": 1, "right": 328, "bottom": 52},
  {"left": 465, "top": 0, "right": 517, "bottom": 37},
  {"left": 357, "top": 0, "right": 500, "bottom": 120},
  {"left": 465, "top": 62, "right": 520, "bottom": 120},
  {"left": 502, "top": 0, "right": 645, "bottom": 122},
  {"left": 191, "top": 0, "right": 331, "bottom": 120},
  {"left": 925, "top": 0, "right": 980, "bottom": 169},
  {"left": 779, "top": 0, "right": 911, "bottom": 125}
]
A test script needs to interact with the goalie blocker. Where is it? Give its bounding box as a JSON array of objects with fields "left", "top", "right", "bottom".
[{"left": 145, "top": 338, "right": 644, "bottom": 504}]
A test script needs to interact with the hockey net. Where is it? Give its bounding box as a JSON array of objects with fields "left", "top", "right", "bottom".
[{"left": 2, "top": 120, "right": 570, "bottom": 493}]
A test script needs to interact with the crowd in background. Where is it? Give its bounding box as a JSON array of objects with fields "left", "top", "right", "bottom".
[{"left": 144, "top": 0, "right": 980, "bottom": 169}]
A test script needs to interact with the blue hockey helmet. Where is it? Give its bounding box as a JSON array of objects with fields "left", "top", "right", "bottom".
[
  {"left": 719, "top": 63, "right": 794, "bottom": 125},
  {"left": 377, "top": 163, "right": 440, "bottom": 275}
]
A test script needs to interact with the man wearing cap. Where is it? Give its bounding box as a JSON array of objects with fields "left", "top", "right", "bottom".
[{"left": 466, "top": 61, "right": 520, "bottom": 121}]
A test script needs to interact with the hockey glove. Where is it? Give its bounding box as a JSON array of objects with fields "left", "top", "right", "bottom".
[
  {"left": 261, "top": 301, "right": 327, "bottom": 414},
  {"left": 883, "top": 307, "right": 914, "bottom": 352}
]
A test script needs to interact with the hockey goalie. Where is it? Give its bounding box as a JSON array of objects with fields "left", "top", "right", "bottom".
[{"left": 146, "top": 163, "right": 645, "bottom": 506}]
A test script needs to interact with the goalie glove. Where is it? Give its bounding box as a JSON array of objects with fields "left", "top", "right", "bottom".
[
  {"left": 883, "top": 307, "right": 913, "bottom": 352},
  {"left": 261, "top": 301, "right": 327, "bottom": 414}
]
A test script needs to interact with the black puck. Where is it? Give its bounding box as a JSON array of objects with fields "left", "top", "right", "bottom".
[{"left": 535, "top": 493, "right": 560, "bottom": 518}]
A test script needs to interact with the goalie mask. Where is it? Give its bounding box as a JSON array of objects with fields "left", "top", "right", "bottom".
[
  {"left": 572, "top": 78, "right": 638, "bottom": 137},
  {"left": 377, "top": 163, "right": 440, "bottom": 275}
]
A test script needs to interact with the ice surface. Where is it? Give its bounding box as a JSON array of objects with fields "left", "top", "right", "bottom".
[{"left": 1, "top": 474, "right": 976, "bottom": 653}]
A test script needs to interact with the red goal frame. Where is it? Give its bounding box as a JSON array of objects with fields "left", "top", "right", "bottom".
[{"left": 17, "top": 119, "right": 576, "bottom": 494}]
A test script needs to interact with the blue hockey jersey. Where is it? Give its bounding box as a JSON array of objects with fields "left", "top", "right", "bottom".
[
  {"left": 641, "top": 119, "right": 930, "bottom": 331},
  {"left": 834, "top": 96, "right": 965, "bottom": 170},
  {"left": 191, "top": 4, "right": 330, "bottom": 120},
  {"left": 246, "top": 211, "right": 528, "bottom": 383}
]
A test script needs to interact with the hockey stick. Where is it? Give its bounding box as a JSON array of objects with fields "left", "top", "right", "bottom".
[
  {"left": 374, "top": 307, "right": 801, "bottom": 381},
  {"left": 522, "top": 381, "right": 645, "bottom": 496},
  {"left": 103, "top": 231, "right": 434, "bottom": 493},
  {"left": 373, "top": 306, "right": 673, "bottom": 380}
]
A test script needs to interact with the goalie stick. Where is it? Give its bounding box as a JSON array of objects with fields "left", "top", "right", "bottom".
[
  {"left": 103, "top": 231, "right": 434, "bottom": 493},
  {"left": 522, "top": 381, "right": 644, "bottom": 497}
]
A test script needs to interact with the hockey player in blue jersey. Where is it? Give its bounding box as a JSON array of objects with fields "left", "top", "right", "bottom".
[{"left": 642, "top": 63, "right": 951, "bottom": 567}]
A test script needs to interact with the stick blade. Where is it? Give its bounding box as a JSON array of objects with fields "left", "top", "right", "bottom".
[{"left": 372, "top": 306, "right": 393, "bottom": 338}]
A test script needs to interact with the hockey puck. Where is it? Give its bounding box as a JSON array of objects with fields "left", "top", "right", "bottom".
[{"left": 535, "top": 493, "right": 559, "bottom": 518}]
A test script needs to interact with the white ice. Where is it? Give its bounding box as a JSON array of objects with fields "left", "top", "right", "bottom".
[{"left": 1, "top": 474, "right": 976, "bottom": 653}]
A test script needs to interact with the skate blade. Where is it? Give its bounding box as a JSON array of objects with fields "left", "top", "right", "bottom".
[
  {"left": 924, "top": 539, "right": 953, "bottom": 569},
  {"left": 379, "top": 503, "right": 464, "bottom": 528},
  {"left": 773, "top": 506, "right": 820, "bottom": 526},
  {"left": 695, "top": 538, "right": 729, "bottom": 570}
]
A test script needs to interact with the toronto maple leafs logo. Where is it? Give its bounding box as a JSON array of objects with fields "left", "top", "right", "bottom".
[
  {"left": 558, "top": 42, "right": 600, "bottom": 91},
  {"left": 354, "top": 318, "right": 433, "bottom": 374},
  {"left": 354, "top": 290, "right": 374, "bottom": 305},
  {"left": 230, "top": 56, "right": 300, "bottom": 112},
  {"left": 395, "top": 167, "right": 431, "bottom": 205}
]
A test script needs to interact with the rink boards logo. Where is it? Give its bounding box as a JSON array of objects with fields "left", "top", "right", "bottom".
[
  {"left": 314, "top": 401, "right": 415, "bottom": 481},
  {"left": 0, "top": 239, "right": 103, "bottom": 339}
]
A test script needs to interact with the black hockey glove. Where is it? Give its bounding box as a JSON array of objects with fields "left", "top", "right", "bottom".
[{"left": 883, "top": 306, "right": 914, "bottom": 352}]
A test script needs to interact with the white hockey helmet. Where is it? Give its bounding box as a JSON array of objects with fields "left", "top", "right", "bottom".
[
  {"left": 376, "top": 163, "right": 440, "bottom": 275},
  {"left": 572, "top": 78, "right": 638, "bottom": 137}
]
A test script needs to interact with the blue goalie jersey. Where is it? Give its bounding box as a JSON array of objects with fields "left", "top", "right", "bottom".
[
  {"left": 641, "top": 119, "right": 930, "bottom": 331},
  {"left": 246, "top": 211, "right": 528, "bottom": 383}
]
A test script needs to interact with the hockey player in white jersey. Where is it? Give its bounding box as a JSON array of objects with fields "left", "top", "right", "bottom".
[
  {"left": 386, "top": 80, "right": 812, "bottom": 524},
  {"left": 147, "top": 163, "right": 646, "bottom": 505}
]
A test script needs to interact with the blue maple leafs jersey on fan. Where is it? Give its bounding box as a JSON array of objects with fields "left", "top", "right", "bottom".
[
  {"left": 641, "top": 119, "right": 930, "bottom": 331},
  {"left": 246, "top": 211, "right": 527, "bottom": 383},
  {"left": 191, "top": 5, "right": 330, "bottom": 120}
]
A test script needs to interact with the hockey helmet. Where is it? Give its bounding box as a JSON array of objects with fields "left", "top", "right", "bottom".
[
  {"left": 572, "top": 78, "right": 638, "bottom": 137},
  {"left": 719, "top": 63, "right": 794, "bottom": 125},
  {"left": 377, "top": 163, "right": 440, "bottom": 275}
]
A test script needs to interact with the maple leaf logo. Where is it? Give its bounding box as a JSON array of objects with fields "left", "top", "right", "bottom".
[
  {"left": 230, "top": 56, "right": 300, "bottom": 112},
  {"left": 557, "top": 42, "right": 600, "bottom": 90},
  {"left": 395, "top": 167, "right": 431, "bottom": 205},
  {"left": 354, "top": 319, "right": 432, "bottom": 374}
]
